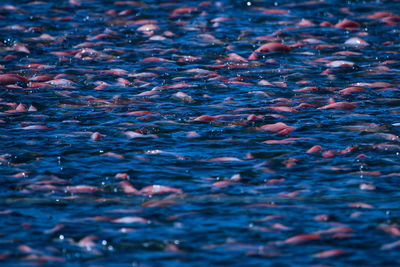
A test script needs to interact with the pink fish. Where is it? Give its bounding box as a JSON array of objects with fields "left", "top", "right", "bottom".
[{"left": 283, "top": 234, "right": 321, "bottom": 245}]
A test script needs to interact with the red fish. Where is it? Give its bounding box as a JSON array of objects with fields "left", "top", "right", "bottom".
[{"left": 283, "top": 234, "right": 321, "bottom": 245}]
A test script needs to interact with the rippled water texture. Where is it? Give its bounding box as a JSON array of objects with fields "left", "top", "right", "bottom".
[{"left": 0, "top": 0, "right": 400, "bottom": 266}]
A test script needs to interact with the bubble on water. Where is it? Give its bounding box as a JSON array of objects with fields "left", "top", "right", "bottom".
[
  {"left": 174, "top": 222, "right": 183, "bottom": 228},
  {"left": 102, "top": 240, "right": 107, "bottom": 246},
  {"left": 247, "top": 2, "right": 252, "bottom": 6},
  {"left": 59, "top": 234, "right": 64, "bottom": 240}
]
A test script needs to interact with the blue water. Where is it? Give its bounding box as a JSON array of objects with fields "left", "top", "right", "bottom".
[{"left": 0, "top": 0, "right": 400, "bottom": 265}]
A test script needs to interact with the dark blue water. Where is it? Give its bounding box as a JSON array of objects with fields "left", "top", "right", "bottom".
[{"left": 0, "top": 0, "right": 400, "bottom": 265}]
